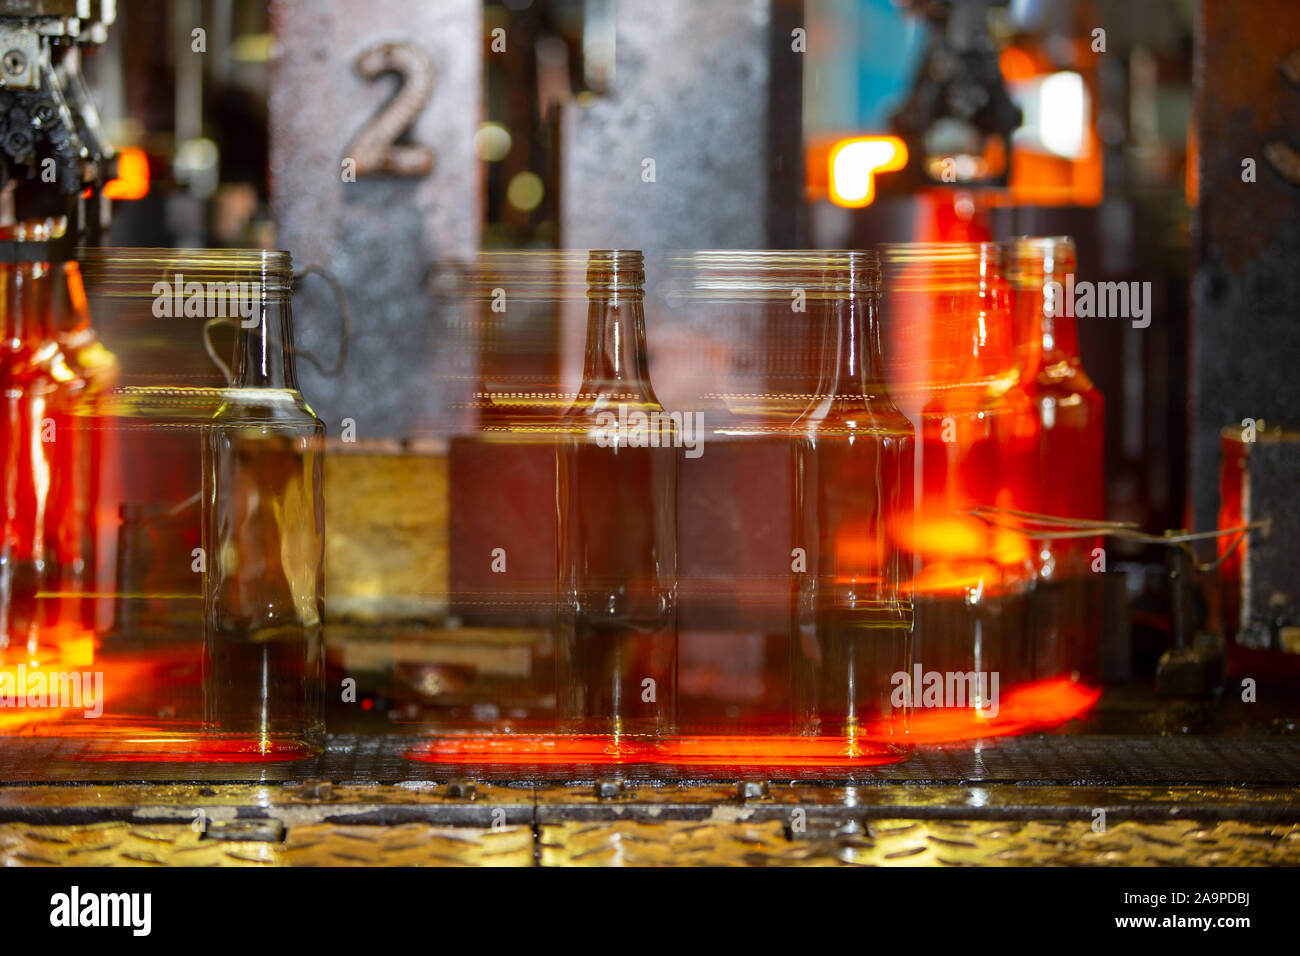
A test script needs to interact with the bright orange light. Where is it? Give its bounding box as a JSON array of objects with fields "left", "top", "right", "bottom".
[
  {"left": 104, "top": 147, "right": 150, "bottom": 200},
  {"left": 403, "top": 678, "right": 1100, "bottom": 768},
  {"left": 407, "top": 734, "right": 910, "bottom": 767},
  {"left": 64, "top": 261, "right": 88, "bottom": 316},
  {"left": 903, "top": 677, "right": 1101, "bottom": 744},
  {"left": 828, "top": 135, "right": 908, "bottom": 208}
]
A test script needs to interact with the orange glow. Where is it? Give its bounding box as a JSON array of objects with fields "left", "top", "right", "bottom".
[
  {"left": 64, "top": 262, "right": 88, "bottom": 316},
  {"left": 904, "top": 677, "right": 1100, "bottom": 744},
  {"left": 903, "top": 515, "right": 987, "bottom": 561},
  {"left": 104, "top": 147, "right": 150, "bottom": 200},
  {"left": 910, "top": 559, "right": 1001, "bottom": 596},
  {"left": 0, "top": 646, "right": 316, "bottom": 762},
  {"left": 999, "top": 46, "right": 1039, "bottom": 83},
  {"left": 827, "top": 135, "right": 908, "bottom": 207},
  {"left": 0, "top": 632, "right": 104, "bottom": 732},
  {"left": 997, "top": 47, "right": 1104, "bottom": 206},
  {"left": 834, "top": 522, "right": 886, "bottom": 569},
  {"left": 806, "top": 134, "right": 908, "bottom": 207},
  {"left": 407, "top": 734, "right": 910, "bottom": 767},
  {"left": 405, "top": 680, "right": 1099, "bottom": 768}
]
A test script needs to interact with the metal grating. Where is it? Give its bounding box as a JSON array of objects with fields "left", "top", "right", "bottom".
[{"left": 2, "top": 733, "right": 1300, "bottom": 785}]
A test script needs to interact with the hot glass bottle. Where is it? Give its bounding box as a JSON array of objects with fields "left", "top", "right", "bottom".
[
  {"left": 50, "top": 259, "right": 120, "bottom": 635},
  {"left": 882, "top": 242, "right": 1036, "bottom": 730},
  {"left": 1007, "top": 236, "right": 1104, "bottom": 684},
  {"left": 790, "top": 251, "right": 915, "bottom": 750},
  {"left": 0, "top": 219, "right": 82, "bottom": 667},
  {"left": 555, "top": 250, "right": 677, "bottom": 739},
  {"left": 203, "top": 251, "right": 325, "bottom": 755}
]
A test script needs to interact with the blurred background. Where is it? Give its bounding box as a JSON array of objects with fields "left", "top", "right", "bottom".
[{"left": 91, "top": 0, "right": 1194, "bottom": 533}]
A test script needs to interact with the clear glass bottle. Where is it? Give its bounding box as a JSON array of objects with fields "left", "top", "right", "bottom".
[
  {"left": 790, "top": 251, "right": 915, "bottom": 751},
  {"left": 203, "top": 250, "right": 325, "bottom": 755},
  {"left": 669, "top": 251, "right": 816, "bottom": 733},
  {"left": 555, "top": 250, "right": 677, "bottom": 739},
  {"left": 1007, "top": 236, "right": 1104, "bottom": 686}
]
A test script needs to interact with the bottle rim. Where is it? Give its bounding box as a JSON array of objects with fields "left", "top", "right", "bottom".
[
  {"left": 878, "top": 240, "right": 1003, "bottom": 263},
  {"left": 670, "top": 249, "right": 882, "bottom": 301},
  {"left": 1004, "top": 235, "right": 1078, "bottom": 281},
  {"left": 586, "top": 249, "right": 644, "bottom": 297},
  {"left": 77, "top": 247, "right": 294, "bottom": 299}
]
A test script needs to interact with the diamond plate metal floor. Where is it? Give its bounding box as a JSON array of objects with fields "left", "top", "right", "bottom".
[{"left": 0, "top": 778, "right": 1298, "bottom": 866}]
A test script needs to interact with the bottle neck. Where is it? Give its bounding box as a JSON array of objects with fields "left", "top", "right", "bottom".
[
  {"left": 819, "top": 294, "right": 886, "bottom": 399},
  {"left": 580, "top": 294, "right": 655, "bottom": 397},
  {"left": 1010, "top": 241, "right": 1080, "bottom": 367},
  {"left": 1040, "top": 287, "right": 1080, "bottom": 364},
  {"left": 1, "top": 262, "right": 56, "bottom": 345},
  {"left": 232, "top": 297, "right": 299, "bottom": 390}
]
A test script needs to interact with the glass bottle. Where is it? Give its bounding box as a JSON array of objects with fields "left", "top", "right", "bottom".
[
  {"left": 555, "top": 250, "right": 677, "bottom": 739},
  {"left": 1007, "top": 236, "right": 1104, "bottom": 686},
  {"left": 0, "top": 218, "right": 83, "bottom": 667},
  {"left": 882, "top": 242, "right": 1035, "bottom": 733},
  {"left": 203, "top": 250, "right": 325, "bottom": 755},
  {"left": 50, "top": 259, "right": 120, "bottom": 636},
  {"left": 790, "top": 251, "right": 915, "bottom": 751},
  {"left": 668, "top": 251, "right": 816, "bottom": 733}
]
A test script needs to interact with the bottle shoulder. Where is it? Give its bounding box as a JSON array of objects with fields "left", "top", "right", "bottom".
[
  {"left": 1032, "top": 360, "right": 1101, "bottom": 399},
  {"left": 793, "top": 394, "right": 915, "bottom": 438},
  {"left": 1, "top": 341, "right": 76, "bottom": 393},
  {"left": 212, "top": 387, "right": 325, "bottom": 429}
]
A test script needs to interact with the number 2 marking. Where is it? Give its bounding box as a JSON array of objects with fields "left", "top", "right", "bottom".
[{"left": 347, "top": 42, "right": 435, "bottom": 177}]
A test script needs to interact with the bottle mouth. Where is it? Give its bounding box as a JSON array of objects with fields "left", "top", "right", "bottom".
[
  {"left": 879, "top": 241, "right": 1006, "bottom": 292},
  {"left": 586, "top": 249, "right": 645, "bottom": 297},
  {"left": 1004, "top": 235, "right": 1077, "bottom": 282},
  {"left": 78, "top": 247, "right": 294, "bottom": 301},
  {"left": 463, "top": 249, "right": 590, "bottom": 302},
  {"left": 670, "top": 249, "right": 881, "bottom": 301}
]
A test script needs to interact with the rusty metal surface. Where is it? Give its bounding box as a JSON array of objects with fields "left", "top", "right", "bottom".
[
  {"left": 558, "top": 0, "right": 784, "bottom": 253},
  {"left": 1191, "top": 0, "right": 1300, "bottom": 534},
  {"left": 0, "top": 780, "right": 1298, "bottom": 865},
  {"left": 269, "top": 0, "right": 481, "bottom": 442}
]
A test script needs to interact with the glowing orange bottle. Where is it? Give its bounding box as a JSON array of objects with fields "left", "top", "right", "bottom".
[
  {"left": 1007, "top": 236, "right": 1104, "bottom": 685},
  {"left": 0, "top": 219, "right": 83, "bottom": 665}
]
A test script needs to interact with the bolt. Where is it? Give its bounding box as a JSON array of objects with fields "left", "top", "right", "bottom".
[
  {"left": 445, "top": 779, "right": 477, "bottom": 800},
  {"left": 2, "top": 50, "right": 26, "bottom": 77},
  {"left": 296, "top": 778, "right": 334, "bottom": 800},
  {"left": 594, "top": 779, "right": 626, "bottom": 800},
  {"left": 4, "top": 129, "right": 32, "bottom": 158}
]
